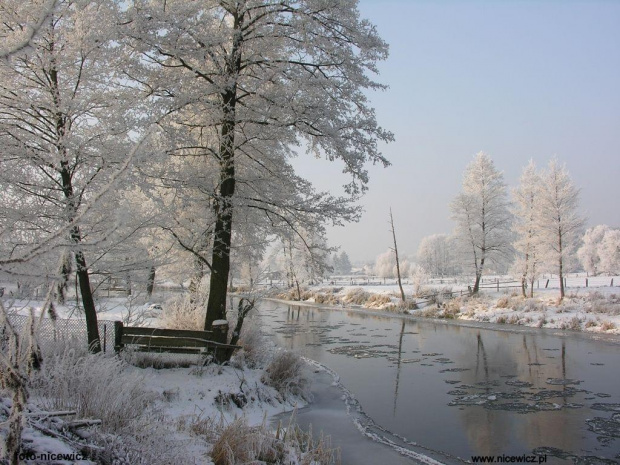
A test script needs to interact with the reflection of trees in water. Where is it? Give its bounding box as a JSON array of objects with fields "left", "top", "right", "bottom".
[
  {"left": 393, "top": 319, "right": 406, "bottom": 415},
  {"left": 261, "top": 302, "right": 596, "bottom": 458},
  {"left": 451, "top": 330, "right": 581, "bottom": 456}
]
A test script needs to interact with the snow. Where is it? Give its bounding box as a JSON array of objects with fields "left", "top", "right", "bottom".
[{"left": 270, "top": 275, "right": 620, "bottom": 334}]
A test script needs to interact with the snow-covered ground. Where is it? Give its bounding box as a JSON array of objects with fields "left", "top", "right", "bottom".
[
  {"left": 2, "top": 361, "right": 307, "bottom": 464},
  {"left": 1, "top": 295, "right": 324, "bottom": 464},
  {"left": 270, "top": 275, "right": 620, "bottom": 335}
]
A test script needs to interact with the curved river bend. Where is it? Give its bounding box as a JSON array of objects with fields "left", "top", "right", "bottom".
[{"left": 257, "top": 300, "right": 620, "bottom": 464}]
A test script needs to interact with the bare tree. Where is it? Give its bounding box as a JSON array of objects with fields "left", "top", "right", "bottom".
[{"left": 389, "top": 208, "right": 406, "bottom": 302}]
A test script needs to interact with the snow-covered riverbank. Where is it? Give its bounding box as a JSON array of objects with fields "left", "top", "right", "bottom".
[{"left": 270, "top": 285, "right": 620, "bottom": 335}]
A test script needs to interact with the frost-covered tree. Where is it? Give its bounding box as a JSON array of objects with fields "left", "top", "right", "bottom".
[
  {"left": 124, "top": 0, "right": 392, "bottom": 330},
  {"left": 512, "top": 160, "right": 542, "bottom": 297},
  {"left": 578, "top": 225, "right": 620, "bottom": 276},
  {"left": 374, "top": 250, "right": 396, "bottom": 278},
  {"left": 598, "top": 229, "right": 620, "bottom": 275},
  {"left": 0, "top": 0, "right": 57, "bottom": 60},
  {"left": 374, "top": 249, "right": 411, "bottom": 279},
  {"left": 333, "top": 251, "right": 352, "bottom": 275},
  {"left": 451, "top": 152, "right": 512, "bottom": 294},
  {"left": 537, "top": 159, "right": 585, "bottom": 299},
  {"left": 339, "top": 251, "right": 353, "bottom": 275},
  {"left": 416, "top": 234, "right": 458, "bottom": 277},
  {"left": 0, "top": 0, "right": 139, "bottom": 351},
  {"left": 577, "top": 225, "right": 611, "bottom": 276}
]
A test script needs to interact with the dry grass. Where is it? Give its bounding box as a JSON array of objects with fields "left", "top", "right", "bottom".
[
  {"left": 600, "top": 320, "right": 616, "bottom": 331},
  {"left": 560, "top": 316, "right": 582, "bottom": 331},
  {"left": 158, "top": 295, "right": 205, "bottom": 331},
  {"left": 342, "top": 288, "right": 371, "bottom": 305},
  {"left": 32, "top": 347, "right": 156, "bottom": 433},
  {"left": 261, "top": 351, "right": 310, "bottom": 401},
  {"left": 208, "top": 416, "right": 338, "bottom": 465}
]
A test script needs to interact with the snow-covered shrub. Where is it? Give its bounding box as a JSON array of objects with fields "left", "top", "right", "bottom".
[
  {"left": 410, "top": 265, "right": 430, "bottom": 297},
  {"left": 32, "top": 348, "right": 155, "bottom": 433},
  {"left": 518, "top": 299, "right": 545, "bottom": 313},
  {"left": 90, "top": 414, "right": 185, "bottom": 465},
  {"left": 261, "top": 351, "right": 310, "bottom": 401},
  {"left": 560, "top": 317, "right": 582, "bottom": 331},
  {"left": 234, "top": 324, "right": 271, "bottom": 369},
  {"left": 159, "top": 295, "right": 205, "bottom": 330}
]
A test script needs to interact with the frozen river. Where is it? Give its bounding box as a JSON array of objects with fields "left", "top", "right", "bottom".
[{"left": 258, "top": 300, "right": 620, "bottom": 464}]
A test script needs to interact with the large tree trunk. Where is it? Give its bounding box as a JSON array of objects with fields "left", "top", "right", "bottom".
[
  {"left": 51, "top": 62, "right": 100, "bottom": 352},
  {"left": 74, "top": 249, "right": 100, "bottom": 352},
  {"left": 204, "top": 15, "right": 242, "bottom": 329}
]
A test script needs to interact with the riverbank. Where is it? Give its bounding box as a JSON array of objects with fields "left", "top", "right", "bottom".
[
  {"left": 257, "top": 298, "right": 620, "bottom": 464},
  {"left": 267, "top": 285, "right": 620, "bottom": 336}
]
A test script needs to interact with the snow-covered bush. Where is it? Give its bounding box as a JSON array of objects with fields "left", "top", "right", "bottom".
[
  {"left": 234, "top": 325, "right": 271, "bottom": 369},
  {"left": 410, "top": 264, "right": 430, "bottom": 297},
  {"left": 261, "top": 351, "right": 310, "bottom": 401},
  {"left": 159, "top": 295, "right": 205, "bottom": 330},
  {"left": 32, "top": 347, "right": 155, "bottom": 433}
]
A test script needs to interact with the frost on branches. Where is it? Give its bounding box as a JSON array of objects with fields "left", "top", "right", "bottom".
[
  {"left": 578, "top": 225, "right": 620, "bottom": 276},
  {"left": 122, "top": 0, "right": 393, "bottom": 329},
  {"left": 536, "top": 159, "right": 585, "bottom": 299},
  {"left": 450, "top": 152, "right": 512, "bottom": 294},
  {"left": 511, "top": 160, "right": 542, "bottom": 298}
]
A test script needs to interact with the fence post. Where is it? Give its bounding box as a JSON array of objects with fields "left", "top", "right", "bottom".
[
  {"left": 564, "top": 277, "right": 567, "bottom": 289},
  {"left": 586, "top": 278, "right": 588, "bottom": 287},
  {"left": 612, "top": 278, "right": 615, "bottom": 287},
  {"left": 545, "top": 279, "right": 549, "bottom": 288},
  {"left": 103, "top": 324, "right": 107, "bottom": 353},
  {"left": 496, "top": 278, "right": 499, "bottom": 292},
  {"left": 114, "top": 321, "right": 123, "bottom": 353}
]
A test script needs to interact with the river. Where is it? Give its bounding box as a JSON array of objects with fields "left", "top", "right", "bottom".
[{"left": 257, "top": 299, "right": 620, "bottom": 464}]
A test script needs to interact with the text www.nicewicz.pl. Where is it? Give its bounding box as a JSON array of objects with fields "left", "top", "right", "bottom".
[{"left": 471, "top": 455, "right": 547, "bottom": 463}]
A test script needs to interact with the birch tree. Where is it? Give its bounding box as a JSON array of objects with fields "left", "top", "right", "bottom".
[
  {"left": 124, "top": 0, "right": 392, "bottom": 330},
  {"left": 537, "top": 159, "right": 584, "bottom": 299},
  {"left": 512, "top": 160, "right": 542, "bottom": 297},
  {"left": 451, "top": 152, "right": 512, "bottom": 294}
]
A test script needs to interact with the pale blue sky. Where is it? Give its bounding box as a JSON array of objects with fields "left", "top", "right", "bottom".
[{"left": 292, "top": 0, "right": 620, "bottom": 262}]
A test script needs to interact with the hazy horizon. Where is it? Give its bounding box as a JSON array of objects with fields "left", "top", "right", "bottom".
[{"left": 291, "top": 0, "right": 620, "bottom": 263}]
